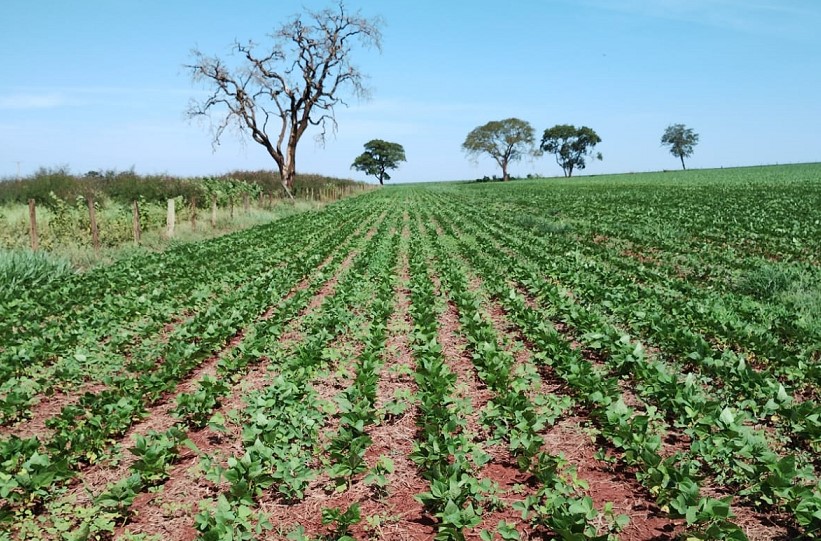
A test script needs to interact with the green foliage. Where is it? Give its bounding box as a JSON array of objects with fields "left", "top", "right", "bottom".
[
  {"left": 364, "top": 455, "right": 394, "bottom": 496},
  {"left": 513, "top": 214, "right": 572, "bottom": 235},
  {"left": 517, "top": 493, "right": 628, "bottom": 540},
  {"left": 173, "top": 375, "right": 231, "bottom": 428},
  {"left": 128, "top": 427, "right": 186, "bottom": 485},
  {"left": 321, "top": 503, "right": 361, "bottom": 540},
  {"left": 734, "top": 263, "right": 796, "bottom": 300},
  {"left": 219, "top": 439, "right": 277, "bottom": 505},
  {"left": 661, "top": 123, "right": 699, "bottom": 169},
  {"left": 328, "top": 424, "right": 373, "bottom": 490},
  {"left": 480, "top": 520, "right": 522, "bottom": 540},
  {"left": 0, "top": 437, "right": 71, "bottom": 507},
  {"left": 95, "top": 473, "right": 142, "bottom": 517},
  {"left": 194, "top": 494, "right": 271, "bottom": 541},
  {"left": 0, "top": 249, "right": 73, "bottom": 300},
  {"left": 2, "top": 164, "right": 820, "bottom": 538},
  {"left": 0, "top": 167, "right": 192, "bottom": 206},
  {"left": 351, "top": 139, "right": 407, "bottom": 185},
  {"left": 382, "top": 388, "right": 412, "bottom": 419},
  {"left": 0, "top": 166, "right": 364, "bottom": 206},
  {"left": 540, "top": 124, "right": 602, "bottom": 177},
  {"left": 462, "top": 118, "right": 537, "bottom": 181},
  {"left": 0, "top": 166, "right": 80, "bottom": 205}
]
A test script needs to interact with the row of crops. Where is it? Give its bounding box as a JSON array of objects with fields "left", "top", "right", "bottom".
[{"left": 1, "top": 164, "right": 820, "bottom": 540}]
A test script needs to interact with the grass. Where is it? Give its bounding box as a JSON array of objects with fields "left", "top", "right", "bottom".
[{"left": 0, "top": 249, "right": 73, "bottom": 303}]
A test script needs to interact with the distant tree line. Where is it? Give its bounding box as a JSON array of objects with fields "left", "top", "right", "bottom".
[{"left": 460, "top": 118, "right": 699, "bottom": 181}]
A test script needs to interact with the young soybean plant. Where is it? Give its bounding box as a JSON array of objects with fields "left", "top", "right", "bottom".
[{"left": 128, "top": 426, "right": 187, "bottom": 486}]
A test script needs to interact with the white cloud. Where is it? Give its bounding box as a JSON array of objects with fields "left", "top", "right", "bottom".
[{"left": 0, "top": 93, "right": 65, "bottom": 110}]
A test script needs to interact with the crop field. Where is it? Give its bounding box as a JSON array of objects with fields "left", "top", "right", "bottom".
[{"left": 1, "top": 164, "right": 820, "bottom": 541}]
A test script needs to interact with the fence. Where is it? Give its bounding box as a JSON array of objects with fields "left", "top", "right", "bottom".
[{"left": 20, "top": 183, "right": 372, "bottom": 252}]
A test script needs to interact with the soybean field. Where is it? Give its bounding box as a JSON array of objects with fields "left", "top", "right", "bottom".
[{"left": 2, "top": 163, "right": 821, "bottom": 541}]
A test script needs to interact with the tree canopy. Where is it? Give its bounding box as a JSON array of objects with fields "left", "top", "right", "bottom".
[
  {"left": 461, "top": 118, "right": 536, "bottom": 181},
  {"left": 351, "top": 139, "right": 406, "bottom": 185},
  {"left": 540, "top": 125, "right": 602, "bottom": 178},
  {"left": 186, "top": 2, "right": 382, "bottom": 198},
  {"left": 661, "top": 124, "right": 699, "bottom": 170}
]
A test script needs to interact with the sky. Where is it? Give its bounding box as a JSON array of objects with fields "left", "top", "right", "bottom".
[{"left": 1, "top": 0, "right": 819, "bottom": 183}]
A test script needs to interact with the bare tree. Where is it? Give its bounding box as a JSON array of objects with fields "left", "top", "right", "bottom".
[{"left": 186, "top": 2, "right": 382, "bottom": 198}]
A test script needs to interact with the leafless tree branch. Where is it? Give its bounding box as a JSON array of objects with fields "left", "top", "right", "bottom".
[{"left": 185, "top": 1, "right": 381, "bottom": 197}]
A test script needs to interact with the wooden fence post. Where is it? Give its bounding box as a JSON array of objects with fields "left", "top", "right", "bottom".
[
  {"left": 28, "top": 199, "right": 38, "bottom": 251},
  {"left": 87, "top": 196, "right": 100, "bottom": 252},
  {"left": 132, "top": 200, "right": 141, "bottom": 244},
  {"left": 190, "top": 196, "right": 197, "bottom": 231},
  {"left": 211, "top": 196, "right": 217, "bottom": 228},
  {"left": 166, "top": 199, "right": 175, "bottom": 238},
  {"left": 243, "top": 193, "right": 250, "bottom": 213}
]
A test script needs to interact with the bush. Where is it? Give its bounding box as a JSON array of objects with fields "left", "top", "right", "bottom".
[
  {"left": 0, "top": 167, "right": 82, "bottom": 207},
  {"left": 0, "top": 168, "right": 363, "bottom": 207}
]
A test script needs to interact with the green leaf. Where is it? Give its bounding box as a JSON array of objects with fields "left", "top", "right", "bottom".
[{"left": 719, "top": 408, "right": 735, "bottom": 426}]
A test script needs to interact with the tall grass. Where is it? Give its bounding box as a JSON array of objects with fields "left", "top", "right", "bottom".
[
  {"left": 734, "top": 263, "right": 821, "bottom": 339},
  {"left": 0, "top": 249, "right": 74, "bottom": 302}
]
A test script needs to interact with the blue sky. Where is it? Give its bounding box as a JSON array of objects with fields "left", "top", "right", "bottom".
[{"left": 1, "top": 0, "right": 819, "bottom": 183}]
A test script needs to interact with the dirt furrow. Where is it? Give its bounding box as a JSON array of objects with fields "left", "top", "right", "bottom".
[
  {"left": 67, "top": 328, "right": 248, "bottom": 506},
  {"left": 115, "top": 241, "right": 369, "bottom": 540},
  {"left": 361, "top": 246, "right": 432, "bottom": 539}
]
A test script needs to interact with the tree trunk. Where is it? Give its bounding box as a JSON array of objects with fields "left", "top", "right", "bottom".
[
  {"left": 281, "top": 169, "right": 296, "bottom": 200},
  {"left": 281, "top": 181, "right": 294, "bottom": 200},
  {"left": 680, "top": 155, "right": 687, "bottom": 170},
  {"left": 280, "top": 159, "right": 296, "bottom": 200},
  {"left": 502, "top": 161, "right": 509, "bottom": 181}
]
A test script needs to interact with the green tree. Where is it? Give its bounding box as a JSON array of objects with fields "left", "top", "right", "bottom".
[
  {"left": 462, "top": 118, "right": 536, "bottom": 181},
  {"left": 661, "top": 123, "right": 699, "bottom": 170},
  {"left": 540, "top": 124, "right": 602, "bottom": 178},
  {"left": 186, "top": 2, "right": 382, "bottom": 199},
  {"left": 351, "top": 139, "right": 406, "bottom": 185}
]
